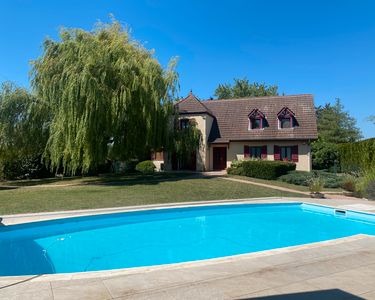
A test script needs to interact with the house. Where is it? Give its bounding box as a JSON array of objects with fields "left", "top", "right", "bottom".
[{"left": 160, "top": 92, "right": 317, "bottom": 172}]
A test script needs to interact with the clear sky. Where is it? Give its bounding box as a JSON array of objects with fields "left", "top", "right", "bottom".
[{"left": 0, "top": 0, "right": 374, "bottom": 138}]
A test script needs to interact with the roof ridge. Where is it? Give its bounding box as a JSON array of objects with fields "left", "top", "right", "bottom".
[{"left": 203, "top": 94, "right": 313, "bottom": 103}]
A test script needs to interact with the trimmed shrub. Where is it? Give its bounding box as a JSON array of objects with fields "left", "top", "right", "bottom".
[
  {"left": 135, "top": 160, "right": 156, "bottom": 174},
  {"left": 278, "top": 170, "right": 343, "bottom": 188},
  {"left": 227, "top": 166, "right": 244, "bottom": 176},
  {"left": 228, "top": 160, "right": 296, "bottom": 180}
]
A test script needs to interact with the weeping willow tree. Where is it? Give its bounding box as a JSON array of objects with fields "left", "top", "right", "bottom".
[
  {"left": 173, "top": 119, "right": 202, "bottom": 167},
  {"left": 0, "top": 82, "right": 50, "bottom": 179},
  {"left": 31, "top": 20, "right": 178, "bottom": 175}
]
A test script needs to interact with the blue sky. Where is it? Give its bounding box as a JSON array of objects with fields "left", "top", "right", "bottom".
[{"left": 0, "top": 0, "right": 374, "bottom": 138}]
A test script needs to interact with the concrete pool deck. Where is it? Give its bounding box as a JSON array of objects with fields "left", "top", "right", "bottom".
[{"left": 1, "top": 197, "right": 375, "bottom": 299}]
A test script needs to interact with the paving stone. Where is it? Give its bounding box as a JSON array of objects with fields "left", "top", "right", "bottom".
[{"left": 52, "top": 280, "right": 112, "bottom": 300}]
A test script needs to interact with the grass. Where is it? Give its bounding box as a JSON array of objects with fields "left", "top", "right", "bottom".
[
  {"left": 0, "top": 173, "right": 307, "bottom": 215},
  {"left": 227, "top": 174, "right": 343, "bottom": 193}
]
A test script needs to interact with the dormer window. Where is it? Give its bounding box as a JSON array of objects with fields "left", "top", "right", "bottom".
[
  {"left": 280, "top": 117, "right": 291, "bottom": 129},
  {"left": 277, "top": 107, "right": 298, "bottom": 129},
  {"left": 248, "top": 109, "right": 267, "bottom": 130}
]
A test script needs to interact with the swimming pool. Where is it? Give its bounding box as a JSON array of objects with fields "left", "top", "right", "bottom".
[{"left": 1, "top": 202, "right": 374, "bottom": 276}]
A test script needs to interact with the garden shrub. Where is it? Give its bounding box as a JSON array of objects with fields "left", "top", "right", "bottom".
[
  {"left": 0, "top": 156, "right": 52, "bottom": 180},
  {"left": 356, "top": 169, "right": 375, "bottom": 200},
  {"left": 308, "top": 177, "right": 324, "bottom": 193},
  {"left": 227, "top": 166, "right": 244, "bottom": 176},
  {"left": 135, "top": 160, "right": 156, "bottom": 174},
  {"left": 341, "top": 175, "right": 357, "bottom": 192},
  {"left": 227, "top": 160, "right": 296, "bottom": 180},
  {"left": 278, "top": 170, "right": 343, "bottom": 188}
]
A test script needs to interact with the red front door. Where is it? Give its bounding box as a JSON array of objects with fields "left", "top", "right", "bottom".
[{"left": 213, "top": 147, "right": 227, "bottom": 170}]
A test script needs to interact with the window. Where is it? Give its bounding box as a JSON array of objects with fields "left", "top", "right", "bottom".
[
  {"left": 278, "top": 107, "right": 297, "bottom": 129},
  {"left": 280, "top": 117, "right": 291, "bottom": 129},
  {"left": 244, "top": 145, "right": 267, "bottom": 159},
  {"left": 280, "top": 146, "right": 292, "bottom": 161},
  {"left": 274, "top": 145, "right": 298, "bottom": 162},
  {"left": 250, "top": 146, "right": 262, "bottom": 158},
  {"left": 248, "top": 109, "right": 267, "bottom": 130},
  {"left": 251, "top": 118, "right": 261, "bottom": 129},
  {"left": 180, "top": 119, "right": 190, "bottom": 129}
]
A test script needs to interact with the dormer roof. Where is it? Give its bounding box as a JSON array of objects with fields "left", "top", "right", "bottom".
[{"left": 175, "top": 91, "right": 213, "bottom": 116}]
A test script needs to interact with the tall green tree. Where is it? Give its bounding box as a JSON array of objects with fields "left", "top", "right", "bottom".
[
  {"left": 31, "top": 20, "right": 178, "bottom": 175},
  {"left": 214, "top": 78, "right": 278, "bottom": 99},
  {"left": 0, "top": 82, "right": 50, "bottom": 179},
  {"left": 312, "top": 99, "right": 362, "bottom": 170}
]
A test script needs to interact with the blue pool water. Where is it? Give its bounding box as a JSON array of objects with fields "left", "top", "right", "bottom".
[{"left": 1, "top": 203, "right": 375, "bottom": 276}]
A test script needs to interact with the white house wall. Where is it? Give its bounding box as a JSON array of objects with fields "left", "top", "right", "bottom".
[{"left": 209, "top": 141, "right": 312, "bottom": 171}]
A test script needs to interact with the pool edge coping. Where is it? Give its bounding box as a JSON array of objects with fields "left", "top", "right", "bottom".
[{"left": 2, "top": 196, "right": 375, "bottom": 226}]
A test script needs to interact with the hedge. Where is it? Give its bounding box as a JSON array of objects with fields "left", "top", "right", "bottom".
[
  {"left": 227, "top": 160, "right": 296, "bottom": 180},
  {"left": 338, "top": 138, "right": 375, "bottom": 172},
  {"left": 135, "top": 160, "right": 156, "bottom": 174}
]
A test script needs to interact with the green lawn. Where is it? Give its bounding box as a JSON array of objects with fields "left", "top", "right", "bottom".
[
  {"left": 227, "top": 174, "right": 343, "bottom": 193},
  {"left": 0, "top": 173, "right": 307, "bottom": 215}
]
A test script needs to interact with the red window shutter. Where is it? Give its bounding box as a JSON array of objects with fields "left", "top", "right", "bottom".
[
  {"left": 244, "top": 145, "right": 250, "bottom": 158},
  {"left": 274, "top": 145, "right": 281, "bottom": 160},
  {"left": 292, "top": 145, "right": 299, "bottom": 162},
  {"left": 261, "top": 146, "right": 267, "bottom": 159}
]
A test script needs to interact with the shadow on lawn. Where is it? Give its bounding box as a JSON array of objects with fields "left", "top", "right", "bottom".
[
  {"left": 85, "top": 172, "right": 218, "bottom": 187},
  {"left": 0, "top": 172, "right": 221, "bottom": 189}
]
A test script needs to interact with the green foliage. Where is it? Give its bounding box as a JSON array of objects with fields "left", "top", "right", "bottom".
[
  {"left": 355, "top": 169, "right": 375, "bottom": 200},
  {"left": 227, "top": 160, "right": 295, "bottom": 180},
  {"left": 311, "top": 139, "right": 339, "bottom": 170},
  {"left": 341, "top": 175, "right": 357, "bottom": 192},
  {"left": 278, "top": 170, "right": 342, "bottom": 188},
  {"left": 367, "top": 115, "right": 375, "bottom": 125},
  {"left": 1, "top": 156, "right": 52, "bottom": 180},
  {"left": 173, "top": 119, "right": 202, "bottom": 163},
  {"left": 214, "top": 78, "right": 278, "bottom": 99},
  {"left": 312, "top": 99, "right": 362, "bottom": 170},
  {"left": 308, "top": 177, "right": 324, "bottom": 193},
  {"left": 315, "top": 99, "right": 362, "bottom": 143},
  {"left": 0, "top": 82, "right": 50, "bottom": 179},
  {"left": 338, "top": 138, "right": 375, "bottom": 173},
  {"left": 31, "top": 19, "right": 178, "bottom": 175},
  {"left": 135, "top": 160, "right": 156, "bottom": 174}
]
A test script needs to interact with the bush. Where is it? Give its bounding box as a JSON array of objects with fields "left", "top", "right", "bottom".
[
  {"left": 227, "top": 166, "right": 244, "bottom": 176},
  {"left": 227, "top": 160, "right": 296, "bottom": 180},
  {"left": 356, "top": 169, "right": 375, "bottom": 200},
  {"left": 135, "top": 160, "right": 156, "bottom": 174},
  {"left": 0, "top": 156, "right": 52, "bottom": 180},
  {"left": 278, "top": 171, "right": 312, "bottom": 186},
  {"left": 341, "top": 175, "right": 357, "bottom": 192},
  {"left": 278, "top": 170, "right": 343, "bottom": 188},
  {"left": 308, "top": 177, "right": 324, "bottom": 193}
]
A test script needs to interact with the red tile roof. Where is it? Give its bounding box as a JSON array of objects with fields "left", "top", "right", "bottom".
[{"left": 176, "top": 93, "right": 318, "bottom": 143}]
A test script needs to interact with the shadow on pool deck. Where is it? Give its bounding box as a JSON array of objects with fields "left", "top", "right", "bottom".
[{"left": 241, "top": 289, "right": 364, "bottom": 299}]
